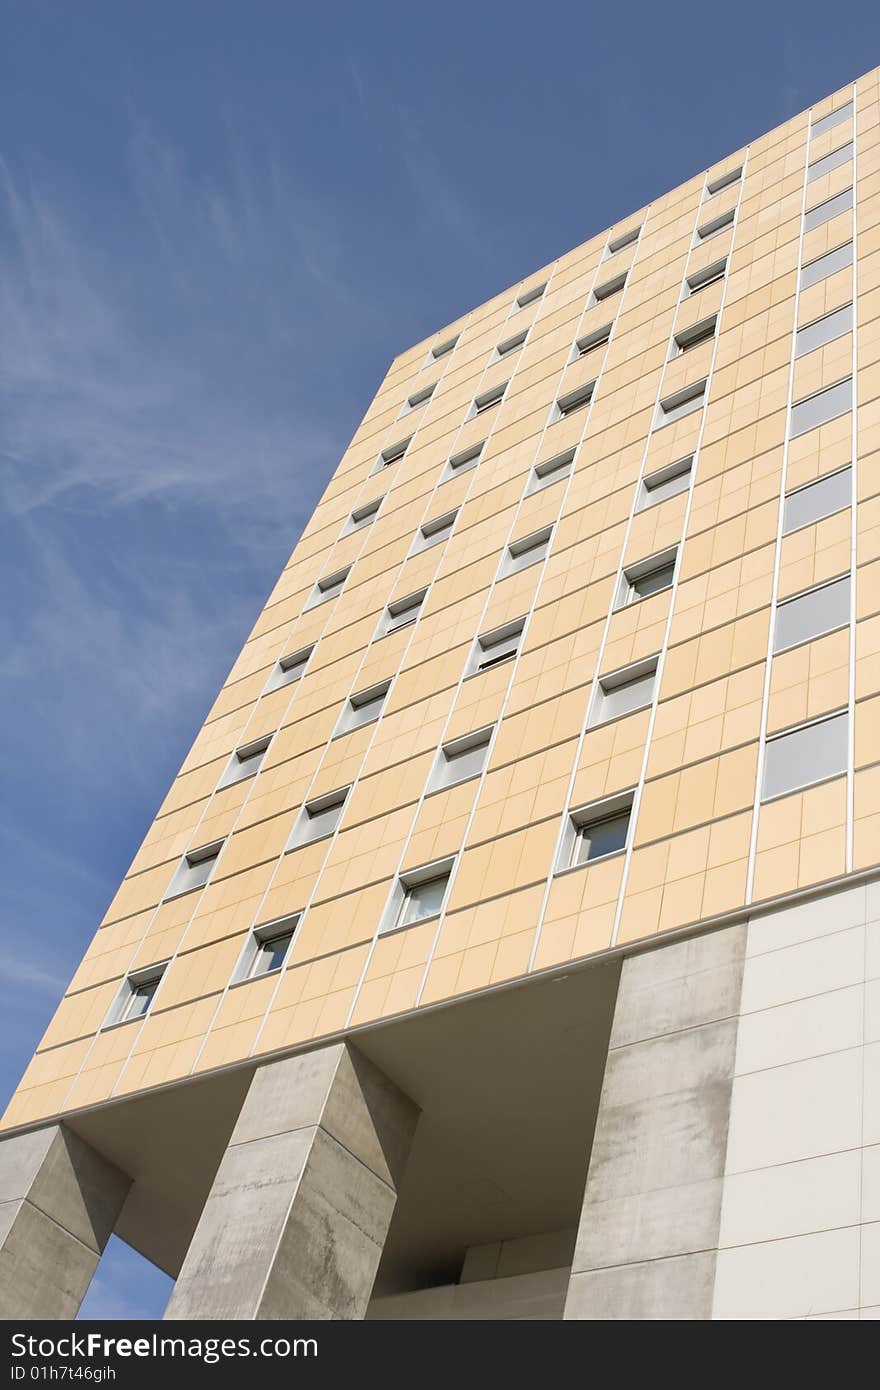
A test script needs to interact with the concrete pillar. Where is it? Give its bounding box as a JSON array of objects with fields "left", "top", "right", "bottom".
[
  {"left": 165, "top": 1041, "right": 419, "bottom": 1320},
  {"left": 0, "top": 1125, "right": 131, "bottom": 1320},
  {"left": 565, "top": 924, "right": 746, "bottom": 1319}
]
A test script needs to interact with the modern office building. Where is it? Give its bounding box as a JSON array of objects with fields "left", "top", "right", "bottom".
[{"left": 3, "top": 69, "right": 880, "bottom": 1322}]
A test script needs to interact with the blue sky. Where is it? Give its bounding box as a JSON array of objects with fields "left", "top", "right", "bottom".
[{"left": 2, "top": 0, "right": 878, "bottom": 1321}]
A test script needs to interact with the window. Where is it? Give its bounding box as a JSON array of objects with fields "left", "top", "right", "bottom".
[
  {"left": 238, "top": 918, "right": 298, "bottom": 981},
  {"left": 515, "top": 282, "right": 546, "bottom": 310},
  {"left": 442, "top": 441, "right": 484, "bottom": 481},
  {"left": 378, "top": 588, "right": 427, "bottom": 637},
  {"left": 493, "top": 329, "right": 528, "bottom": 361},
  {"left": 637, "top": 456, "right": 693, "bottom": 509},
  {"left": 412, "top": 509, "right": 457, "bottom": 553},
  {"left": 800, "top": 241, "right": 852, "bottom": 290},
  {"left": 790, "top": 377, "right": 852, "bottom": 438},
  {"left": 218, "top": 735, "right": 271, "bottom": 789},
  {"left": 336, "top": 679, "right": 391, "bottom": 735},
  {"left": 376, "top": 436, "right": 412, "bottom": 471},
  {"left": 103, "top": 965, "right": 166, "bottom": 1029},
  {"left": 344, "top": 497, "right": 381, "bottom": 534},
  {"left": 686, "top": 259, "right": 727, "bottom": 295},
  {"left": 811, "top": 101, "right": 853, "bottom": 139},
  {"left": 501, "top": 526, "right": 552, "bottom": 578},
  {"left": 773, "top": 575, "right": 850, "bottom": 654},
  {"left": 656, "top": 379, "right": 706, "bottom": 425},
  {"left": 165, "top": 841, "right": 223, "bottom": 899},
  {"left": 527, "top": 448, "right": 575, "bottom": 494},
  {"left": 706, "top": 166, "right": 742, "bottom": 196},
  {"left": 430, "top": 335, "right": 459, "bottom": 361},
  {"left": 795, "top": 303, "right": 853, "bottom": 358},
  {"left": 264, "top": 644, "right": 314, "bottom": 693},
  {"left": 559, "top": 792, "right": 634, "bottom": 871},
  {"left": 306, "top": 565, "right": 350, "bottom": 608},
  {"left": 469, "top": 382, "right": 507, "bottom": 417},
  {"left": 762, "top": 710, "right": 848, "bottom": 800},
  {"left": 468, "top": 618, "right": 525, "bottom": 675},
  {"left": 673, "top": 315, "right": 717, "bottom": 355},
  {"left": 617, "top": 548, "right": 677, "bottom": 607},
  {"left": 589, "top": 658, "right": 658, "bottom": 727},
  {"left": 552, "top": 381, "right": 595, "bottom": 421},
  {"left": 782, "top": 467, "right": 851, "bottom": 534},
  {"left": 288, "top": 787, "right": 348, "bottom": 848},
  {"left": 573, "top": 323, "right": 612, "bottom": 359},
  {"left": 803, "top": 186, "right": 852, "bottom": 232},
  {"left": 402, "top": 383, "right": 436, "bottom": 415},
  {"left": 383, "top": 860, "right": 453, "bottom": 934},
  {"left": 591, "top": 271, "right": 627, "bottom": 304},
  {"left": 607, "top": 225, "right": 640, "bottom": 255},
  {"left": 807, "top": 142, "right": 853, "bottom": 183},
  {"left": 429, "top": 727, "right": 493, "bottom": 792},
  {"left": 697, "top": 208, "right": 735, "bottom": 241}
]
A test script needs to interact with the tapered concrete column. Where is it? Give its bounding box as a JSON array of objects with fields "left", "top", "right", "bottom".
[
  {"left": 165, "top": 1042, "right": 419, "bottom": 1320},
  {"left": 0, "top": 1125, "right": 131, "bottom": 1320},
  {"left": 565, "top": 924, "right": 746, "bottom": 1320}
]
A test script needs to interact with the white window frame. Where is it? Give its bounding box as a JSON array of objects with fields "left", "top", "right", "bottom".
[
  {"left": 380, "top": 857, "right": 455, "bottom": 936},
  {"left": 591, "top": 271, "right": 627, "bottom": 305},
  {"left": 103, "top": 963, "right": 167, "bottom": 1029},
  {"left": 335, "top": 679, "right": 391, "bottom": 737},
  {"left": 373, "top": 436, "right": 412, "bottom": 473},
  {"left": 468, "top": 382, "right": 507, "bottom": 418},
  {"left": 401, "top": 382, "right": 436, "bottom": 416},
  {"left": 705, "top": 166, "right": 742, "bottom": 197},
  {"left": 686, "top": 259, "right": 727, "bottom": 295},
  {"left": 588, "top": 657, "right": 658, "bottom": 728},
  {"left": 527, "top": 448, "right": 575, "bottom": 495},
  {"left": 264, "top": 644, "right": 314, "bottom": 694},
  {"left": 672, "top": 316, "right": 717, "bottom": 356},
  {"left": 234, "top": 916, "right": 299, "bottom": 984},
  {"left": 218, "top": 735, "right": 272, "bottom": 789},
  {"left": 164, "top": 840, "right": 224, "bottom": 900},
  {"left": 557, "top": 790, "right": 634, "bottom": 873},
  {"left": 500, "top": 526, "right": 552, "bottom": 579},
  {"left": 606, "top": 225, "right": 641, "bottom": 256},
  {"left": 514, "top": 282, "right": 546, "bottom": 311},
  {"left": 467, "top": 618, "right": 526, "bottom": 676},
  {"left": 637, "top": 456, "right": 693, "bottom": 511},
  {"left": 427, "top": 726, "right": 493, "bottom": 793},
  {"left": 571, "top": 323, "right": 612, "bottom": 362},
  {"left": 306, "top": 565, "right": 350, "bottom": 609},
  {"left": 492, "top": 329, "right": 528, "bottom": 362},
  {"left": 287, "top": 788, "right": 349, "bottom": 850},
  {"left": 441, "top": 441, "right": 484, "bottom": 483},
  {"left": 655, "top": 379, "right": 706, "bottom": 426},
  {"left": 696, "top": 208, "right": 735, "bottom": 242},
  {"left": 429, "top": 335, "right": 459, "bottom": 363},
  {"left": 615, "top": 547, "right": 678, "bottom": 609},
  {"left": 410, "top": 509, "right": 457, "bottom": 555},
  {"left": 343, "top": 496, "right": 382, "bottom": 535},
  {"left": 377, "top": 588, "right": 427, "bottom": 638},
  {"left": 551, "top": 381, "right": 595, "bottom": 423}
]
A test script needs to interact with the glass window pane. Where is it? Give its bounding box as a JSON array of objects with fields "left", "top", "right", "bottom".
[
  {"left": 773, "top": 576, "right": 850, "bottom": 652},
  {"left": 783, "top": 468, "right": 851, "bottom": 534},
  {"left": 795, "top": 303, "right": 853, "bottom": 357},
  {"left": 595, "top": 669, "right": 656, "bottom": 723},
  {"left": 800, "top": 241, "right": 852, "bottom": 289},
  {"left": 574, "top": 811, "right": 630, "bottom": 865},
  {"left": 790, "top": 378, "right": 852, "bottom": 437},
  {"left": 763, "top": 712, "right": 848, "bottom": 800},
  {"left": 640, "top": 459, "right": 693, "bottom": 508},
  {"left": 811, "top": 102, "right": 853, "bottom": 139},
  {"left": 252, "top": 934, "right": 292, "bottom": 976},
  {"left": 402, "top": 874, "right": 449, "bottom": 926},
  {"left": 632, "top": 562, "right": 676, "bottom": 599},
  {"left": 476, "top": 624, "right": 523, "bottom": 671},
  {"left": 126, "top": 981, "right": 157, "bottom": 1020},
  {"left": 803, "top": 187, "right": 853, "bottom": 233},
  {"left": 440, "top": 739, "right": 488, "bottom": 785},
  {"left": 807, "top": 141, "right": 853, "bottom": 182},
  {"left": 658, "top": 384, "right": 705, "bottom": 424}
]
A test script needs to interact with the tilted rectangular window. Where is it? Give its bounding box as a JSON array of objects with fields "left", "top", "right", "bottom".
[
  {"left": 696, "top": 208, "right": 735, "bottom": 241},
  {"left": 412, "top": 509, "right": 457, "bottom": 553},
  {"left": 442, "top": 441, "right": 484, "bottom": 480},
  {"left": 553, "top": 381, "right": 594, "bottom": 420},
  {"left": 218, "top": 735, "right": 271, "bottom": 789},
  {"left": 673, "top": 316, "right": 717, "bottom": 355},
  {"left": 402, "top": 383, "right": 436, "bottom": 414},
  {"left": 265, "top": 644, "right": 314, "bottom": 693},
  {"left": 656, "top": 379, "right": 706, "bottom": 425},
  {"left": 470, "top": 383, "right": 507, "bottom": 416},
  {"left": 336, "top": 680, "right": 391, "bottom": 735},
  {"left": 773, "top": 575, "right": 850, "bottom": 653},
  {"left": 306, "top": 565, "right": 350, "bottom": 608},
  {"left": 706, "top": 166, "right": 742, "bottom": 196},
  {"left": 782, "top": 467, "right": 851, "bottom": 534},
  {"left": 501, "top": 527, "right": 552, "bottom": 577},
  {"left": 617, "top": 548, "right": 677, "bottom": 607},
  {"left": 762, "top": 711, "right": 848, "bottom": 800},
  {"left": 378, "top": 588, "right": 427, "bottom": 636},
  {"left": 811, "top": 101, "right": 853, "bottom": 139},
  {"left": 799, "top": 241, "right": 852, "bottom": 290},
  {"left": 803, "top": 187, "right": 852, "bottom": 232},
  {"left": 795, "top": 303, "right": 853, "bottom": 358},
  {"left": 790, "top": 377, "right": 852, "bottom": 438},
  {"left": 165, "top": 841, "right": 223, "bottom": 899},
  {"left": 515, "top": 282, "right": 546, "bottom": 309},
  {"left": 469, "top": 618, "right": 525, "bottom": 675},
  {"left": 238, "top": 918, "right": 298, "bottom": 981},
  {"left": 430, "top": 335, "right": 458, "bottom": 360},
  {"left": 592, "top": 271, "right": 627, "bottom": 303},
  {"left": 686, "top": 259, "right": 727, "bottom": 294},
  {"left": 607, "top": 225, "right": 640, "bottom": 254},
  {"left": 638, "top": 456, "right": 693, "bottom": 509},
  {"left": 429, "top": 727, "right": 493, "bottom": 792},
  {"left": 494, "top": 329, "right": 528, "bottom": 361},
  {"left": 574, "top": 323, "right": 612, "bottom": 358},
  {"left": 103, "top": 965, "right": 166, "bottom": 1028},
  {"left": 344, "top": 497, "right": 381, "bottom": 534},
  {"left": 589, "top": 658, "right": 658, "bottom": 727},
  {"left": 566, "top": 799, "right": 633, "bottom": 869},
  {"left": 528, "top": 448, "right": 575, "bottom": 494},
  {"left": 390, "top": 867, "right": 451, "bottom": 932},
  {"left": 288, "top": 788, "right": 348, "bottom": 848},
  {"left": 807, "top": 142, "right": 853, "bottom": 183},
  {"left": 377, "top": 437, "right": 412, "bottom": 469}
]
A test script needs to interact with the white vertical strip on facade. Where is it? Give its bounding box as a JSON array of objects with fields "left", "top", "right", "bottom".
[{"left": 846, "top": 84, "right": 859, "bottom": 874}]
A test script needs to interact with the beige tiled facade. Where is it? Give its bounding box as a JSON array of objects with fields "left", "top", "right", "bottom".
[{"left": 6, "top": 70, "right": 880, "bottom": 1131}]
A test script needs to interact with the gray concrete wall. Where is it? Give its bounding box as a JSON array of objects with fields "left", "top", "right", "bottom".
[
  {"left": 165, "top": 1041, "right": 419, "bottom": 1321},
  {"left": 0, "top": 1125, "right": 130, "bottom": 1320},
  {"left": 565, "top": 924, "right": 747, "bottom": 1319}
]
